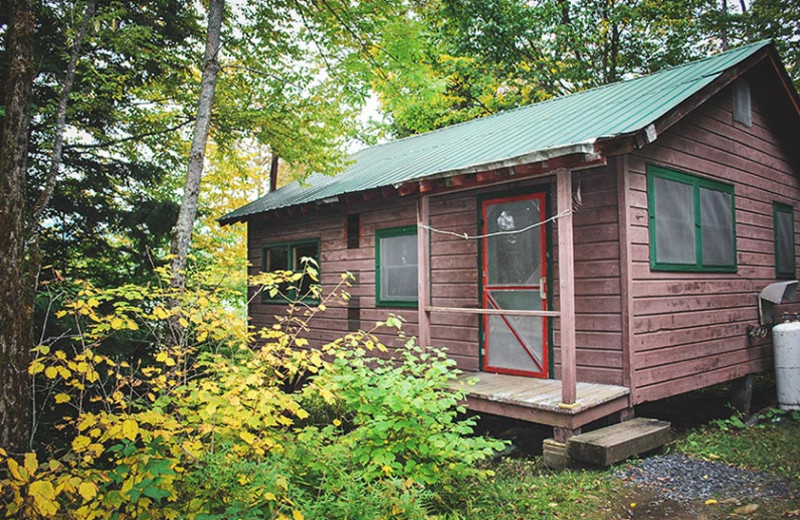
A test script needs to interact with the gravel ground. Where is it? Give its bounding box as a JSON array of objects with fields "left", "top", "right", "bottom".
[{"left": 617, "top": 453, "right": 799, "bottom": 502}]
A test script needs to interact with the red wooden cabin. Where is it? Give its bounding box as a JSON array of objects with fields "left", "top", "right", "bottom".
[{"left": 222, "top": 41, "right": 800, "bottom": 440}]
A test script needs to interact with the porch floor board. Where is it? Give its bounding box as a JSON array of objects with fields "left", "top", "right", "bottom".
[{"left": 453, "top": 372, "right": 630, "bottom": 428}]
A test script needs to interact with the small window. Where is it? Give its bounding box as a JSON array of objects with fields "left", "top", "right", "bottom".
[
  {"left": 774, "top": 203, "right": 796, "bottom": 279},
  {"left": 733, "top": 79, "right": 752, "bottom": 127},
  {"left": 648, "top": 165, "right": 736, "bottom": 272},
  {"left": 261, "top": 239, "right": 320, "bottom": 303},
  {"left": 347, "top": 213, "right": 360, "bottom": 249},
  {"left": 375, "top": 226, "right": 418, "bottom": 307}
]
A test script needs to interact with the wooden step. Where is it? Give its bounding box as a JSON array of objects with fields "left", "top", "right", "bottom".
[{"left": 566, "top": 418, "right": 672, "bottom": 466}]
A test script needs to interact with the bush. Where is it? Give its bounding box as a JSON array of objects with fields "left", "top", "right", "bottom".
[{"left": 0, "top": 272, "right": 504, "bottom": 519}]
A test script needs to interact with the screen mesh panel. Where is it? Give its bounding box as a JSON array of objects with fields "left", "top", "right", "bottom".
[
  {"left": 700, "top": 187, "right": 734, "bottom": 266},
  {"left": 380, "top": 234, "right": 418, "bottom": 301},
  {"left": 654, "top": 176, "right": 695, "bottom": 264}
]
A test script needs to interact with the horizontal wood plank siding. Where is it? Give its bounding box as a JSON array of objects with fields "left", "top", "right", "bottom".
[
  {"left": 551, "top": 166, "right": 625, "bottom": 385},
  {"left": 628, "top": 81, "right": 800, "bottom": 404},
  {"left": 247, "top": 198, "right": 420, "bottom": 353}
]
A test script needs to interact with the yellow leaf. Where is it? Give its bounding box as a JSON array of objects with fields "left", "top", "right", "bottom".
[
  {"left": 265, "top": 492, "right": 277, "bottom": 501},
  {"left": 179, "top": 317, "right": 189, "bottom": 328},
  {"left": 110, "top": 317, "right": 124, "bottom": 330},
  {"left": 122, "top": 419, "right": 139, "bottom": 441},
  {"left": 87, "top": 298, "right": 100, "bottom": 307},
  {"left": 156, "top": 352, "right": 168, "bottom": 362},
  {"left": 333, "top": 419, "right": 342, "bottom": 427},
  {"left": 29, "top": 361, "right": 45, "bottom": 375},
  {"left": 29, "top": 480, "right": 58, "bottom": 516},
  {"left": 72, "top": 436, "right": 91, "bottom": 453},
  {"left": 24, "top": 453, "right": 38, "bottom": 475},
  {"left": 55, "top": 350, "right": 66, "bottom": 360},
  {"left": 54, "top": 393, "right": 71, "bottom": 404},
  {"left": 293, "top": 510, "right": 304, "bottom": 520},
  {"left": 77, "top": 416, "right": 96, "bottom": 431},
  {"left": 127, "top": 320, "right": 139, "bottom": 331},
  {"left": 0, "top": 447, "right": 6, "bottom": 457},
  {"left": 7, "top": 458, "right": 25, "bottom": 481},
  {"left": 44, "top": 366, "right": 58, "bottom": 379},
  {"left": 78, "top": 481, "right": 97, "bottom": 501},
  {"left": 239, "top": 431, "right": 256, "bottom": 444},
  {"left": 164, "top": 357, "right": 176, "bottom": 367},
  {"left": 705, "top": 499, "right": 717, "bottom": 505}
]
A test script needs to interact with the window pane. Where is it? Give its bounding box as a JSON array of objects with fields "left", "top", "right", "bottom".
[
  {"left": 265, "top": 246, "right": 288, "bottom": 271},
  {"left": 293, "top": 242, "right": 319, "bottom": 297},
  {"left": 654, "top": 177, "right": 695, "bottom": 264},
  {"left": 380, "top": 234, "right": 418, "bottom": 302},
  {"left": 486, "top": 199, "right": 541, "bottom": 285},
  {"left": 700, "top": 187, "right": 735, "bottom": 266},
  {"left": 777, "top": 208, "right": 795, "bottom": 276},
  {"left": 293, "top": 243, "right": 319, "bottom": 270}
]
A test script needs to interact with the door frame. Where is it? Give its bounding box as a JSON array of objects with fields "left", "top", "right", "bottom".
[{"left": 477, "top": 185, "right": 554, "bottom": 378}]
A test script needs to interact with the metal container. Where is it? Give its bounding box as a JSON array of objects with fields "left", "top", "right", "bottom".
[{"left": 773, "top": 315, "right": 800, "bottom": 410}]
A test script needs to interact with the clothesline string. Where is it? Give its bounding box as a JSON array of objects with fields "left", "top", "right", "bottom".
[{"left": 417, "top": 208, "right": 573, "bottom": 241}]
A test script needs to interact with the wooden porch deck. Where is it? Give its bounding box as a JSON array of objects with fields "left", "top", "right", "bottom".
[{"left": 453, "top": 372, "right": 631, "bottom": 430}]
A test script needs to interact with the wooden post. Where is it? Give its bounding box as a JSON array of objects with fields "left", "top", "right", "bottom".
[
  {"left": 417, "top": 195, "right": 431, "bottom": 347},
  {"left": 557, "top": 169, "right": 577, "bottom": 406}
]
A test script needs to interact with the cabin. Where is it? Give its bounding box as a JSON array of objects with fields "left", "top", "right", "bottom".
[{"left": 221, "top": 41, "right": 800, "bottom": 443}]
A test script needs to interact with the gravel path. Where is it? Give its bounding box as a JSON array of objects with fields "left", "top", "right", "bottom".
[{"left": 617, "top": 453, "right": 798, "bottom": 502}]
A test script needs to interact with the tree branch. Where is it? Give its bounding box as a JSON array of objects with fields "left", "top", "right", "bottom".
[{"left": 62, "top": 119, "right": 195, "bottom": 151}]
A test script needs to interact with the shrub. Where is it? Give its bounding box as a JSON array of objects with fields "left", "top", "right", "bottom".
[{"left": 1, "top": 271, "right": 504, "bottom": 519}]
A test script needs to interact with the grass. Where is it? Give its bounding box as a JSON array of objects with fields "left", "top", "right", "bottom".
[
  {"left": 679, "top": 409, "right": 800, "bottom": 480},
  {"left": 440, "top": 403, "right": 800, "bottom": 519},
  {"left": 430, "top": 458, "right": 618, "bottom": 519}
]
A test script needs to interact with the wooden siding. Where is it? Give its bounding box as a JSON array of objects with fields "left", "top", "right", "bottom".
[
  {"left": 247, "top": 171, "right": 626, "bottom": 387},
  {"left": 247, "top": 198, "right": 421, "bottom": 357},
  {"left": 627, "top": 80, "right": 800, "bottom": 404},
  {"left": 551, "top": 166, "right": 625, "bottom": 385}
]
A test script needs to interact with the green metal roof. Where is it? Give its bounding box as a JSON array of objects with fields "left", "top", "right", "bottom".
[{"left": 222, "top": 41, "right": 772, "bottom": 224}]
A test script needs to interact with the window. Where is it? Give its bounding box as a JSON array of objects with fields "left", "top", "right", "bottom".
[
  {"left": 261, "top": 239, "right": 320, "bottom": 303},
  {"left": 733, "top": 79, "right": 752, "bottom": 127},
  {"left": 648, "top": 165, "right": 736, "bottom": 272},
  {"left": 774, "top": 202, "right": 796, "bottom": 279},
  {"left": 375, "top": 226, "right": 418, "bottom": 307}
]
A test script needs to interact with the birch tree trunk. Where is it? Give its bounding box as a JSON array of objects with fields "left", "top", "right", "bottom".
[
  {"left": 0, "top": 0, "right": 36, "bottom": 454},
  {"left": 167, "top": 0, "right": 224, "bottom": 343}
]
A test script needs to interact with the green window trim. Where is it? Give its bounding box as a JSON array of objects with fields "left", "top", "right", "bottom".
[
  {"left": 375, "top": 225, "right": 418, "bottom": 308},
  {"left": 774, "top": 202, "right": 796, "bottom": 279},
  {"left": 647, "top": 164, "right": 737, "bottom": 273},
  {"left": 260, "top": 238, "right": 321, "bottom": 304}
]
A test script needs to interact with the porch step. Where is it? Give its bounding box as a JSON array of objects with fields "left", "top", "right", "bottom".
[{"left": 566, "top": 418, "right": 672, "bottom": 467}]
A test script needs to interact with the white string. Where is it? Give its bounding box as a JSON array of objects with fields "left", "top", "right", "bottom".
[{"left": 418, "top": 208, "right": 573, "bottom": 240}]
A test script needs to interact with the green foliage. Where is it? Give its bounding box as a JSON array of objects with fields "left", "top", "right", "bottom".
[
  {"left": 1, "top": 271, "right": 504, "bottom": 519},
  {"left": 680, "top": 409, "right": 800, "bottom": 479}
]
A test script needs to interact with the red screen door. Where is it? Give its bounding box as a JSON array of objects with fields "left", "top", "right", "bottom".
[{"left": 481, "top": 192, "right": 549, "bottom": 377}]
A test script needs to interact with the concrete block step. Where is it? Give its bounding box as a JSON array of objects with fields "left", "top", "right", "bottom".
[{"left": 566, "top": 418, "right": 672, "bottom": 466}]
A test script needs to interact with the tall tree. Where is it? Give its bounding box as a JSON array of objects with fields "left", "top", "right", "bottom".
[
  {"left": 0, "top": 0, "right": 36, "bottom": 454},
  {"left": 169, "top": 0, "right": 224, "bottom": 323}
]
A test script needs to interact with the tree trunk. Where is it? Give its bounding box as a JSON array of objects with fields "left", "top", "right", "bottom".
[
  {"left": 0, "top": 0, "right": 36, "bottom": 454},
  {"left": 720, "top": 0, "right": 729, "bottom": 51},
  {"left": 31, "top": 0, "right": 96, "bottom": 223},
  {"left": 168, "top": 0, "right": 224, "bottom": 342}
]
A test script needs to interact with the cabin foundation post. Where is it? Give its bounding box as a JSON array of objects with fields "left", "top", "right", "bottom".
[
  {"left": 417, "top": 195, "right": 431, "bottom": 347},
  {"left": 730, "top": 374, "right": 754, "bottom": 416},
  {"left": 557, "top": 168, "right": 577, "bottom": 405}
]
